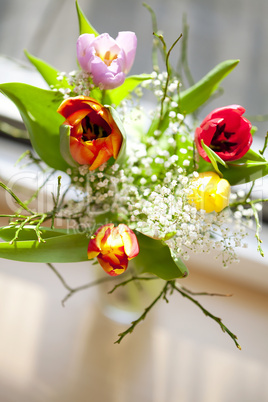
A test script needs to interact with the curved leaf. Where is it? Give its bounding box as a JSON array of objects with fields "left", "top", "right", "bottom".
[
  {"left": 220, "top": 162, "right": 268, "bottom": 185},
  {"left": 24, "top": 50, "right": 69, "bottom": 89},
  {"left": 134, "top": 231, "right": 188, "bottom": 280},
  {"left": 76, "top": 0, "right": 98, "bottom": 36},
  {"left": 231, "top": 149, "right": 267, "bottom": 164},
  {"left": 0, "top": 82, "right": 69, "bottom": 171},
  {"left": 0, "top": 232, "right": 89, "bottom": 263},
  {"left": 179, "top": 59, "right": 240, "bottom": 114}
]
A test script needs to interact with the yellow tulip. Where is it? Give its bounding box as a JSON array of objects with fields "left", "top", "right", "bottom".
[{"left": 188, "top": 171, "right": 230, "bottom": 213}]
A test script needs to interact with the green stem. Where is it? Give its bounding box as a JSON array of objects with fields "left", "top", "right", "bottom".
[
  {"left": 0, "top": 181, "right": 35, "bottom": 214},
  {"left": 259, "top": 131, "right": 268, "bottom": 156},
  {"left": 51, "top": 176, "right": 62, "bottom": 229},
  {"left": 251, "top": 203, "right": 264, "bottom": 257}
]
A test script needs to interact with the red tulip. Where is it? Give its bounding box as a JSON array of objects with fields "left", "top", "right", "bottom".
[
  {"left": 57, "top": 96, "right": 123, "bottom": 170},
  {"left": 195, "top": 105, "right": 252, "bottom": 162},
  {"left": 87, "top": 224, "right": 139, "bottom": 276}
]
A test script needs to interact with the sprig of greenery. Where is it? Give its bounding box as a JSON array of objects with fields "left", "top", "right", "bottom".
[
  {"left": 251, "top": 202, "right": 264, "bottom": 257},
  {"left": 51, "top": 176, "right": 62, "bottom": 229},
  {"left": 259, "top": 131, "right": 268, "bottom": 156},
  {"left": 113, "top": 279, "right": 240, "bottom": 349},
  {"left": 0, "top": 181, "right": 35, "bottom": 215},
  {"left": 172, "top": 282, "right": 241, "bottom": 349}
]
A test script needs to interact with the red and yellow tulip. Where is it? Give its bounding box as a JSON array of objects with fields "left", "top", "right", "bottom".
[
  {"left": 87, "top": 223, "right": 139, "bottom": 276},
  {"left": 57, "top": 96, "right": 123, "bottom": 170}
]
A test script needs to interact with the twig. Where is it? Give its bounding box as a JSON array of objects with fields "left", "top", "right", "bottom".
[
  {"left": 172, "top": 283, "right": 241, "bottom": 349},
  {"left": 180, "top": 285, "right": 232, "bottom": 297},
  {"left": 108, "top": 275, "right": 158, "bottom": 294},
  {"left": 114, "top": 281, "right": 170, "bottom": 344},
  {"left": 46, "top": 263, "right": 115, "bottom": 306}
]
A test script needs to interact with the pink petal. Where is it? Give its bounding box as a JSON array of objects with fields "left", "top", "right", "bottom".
[
  {"left": 76, "top": 34, "right": 96, "bottom": 72},
  {"left": 115, "top": 31, "right": 137, "bottom": 73},
  {"left": 90, "top": 58, "right": 125, "bottom": 89},
  {"left": 93, "top": 33, "right": 121, "bottom": 61}
]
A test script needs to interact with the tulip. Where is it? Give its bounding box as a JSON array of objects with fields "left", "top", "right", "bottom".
[
  {"left": 57, "top": 96, "right": 123, "bottom": 170},
  {"left": 87, "top": 224, "right": 140, "bottom": 276},
  {"left": 188, "top": 171, "right": 230, "bottom": 213},
  {"left": 77, "top": 31, "right": 137, "bottom": 90},
  {"left": 195, "top": 105, "right": 252, "bottom": 162}
]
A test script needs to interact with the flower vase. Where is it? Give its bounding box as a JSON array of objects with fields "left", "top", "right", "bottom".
[{"left": 96, "top": 263, "right": 163, "bottom": 325}]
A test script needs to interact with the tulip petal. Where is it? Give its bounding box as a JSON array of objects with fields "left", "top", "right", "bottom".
[
  {"left": 70, "top": 137, "right": 95, "bottom": 165},
  {"left": 87, "top": 237, "right": 101, "bottom": 259},
  {"left": 76, "top": 34, "right": 96, "bottom": 72},
  {"left": 116, "top": 31, "right": 137, "bottom": 73},
  {"left": 89, "top": 141, "right": 113, "bottom": 170},
  {"left": 90, "top": 58, "right": 125, "bottom": 89},
  {"left": 118, "top": 224, "right": 139, "bottom": 259},
  {"left": 97, "top": 255, "right": 127, "bottom": 276}
]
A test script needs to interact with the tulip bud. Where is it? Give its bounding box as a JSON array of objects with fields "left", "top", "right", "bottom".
[
  {"left": 188, "top": 171, "right": 230, "bottom": 213},
  {"left": 57, "top": 96, "right": 124, "bottom": 171},
  {"left": 195, "top": 105, "right": 252, "bottom": 162},
  {"left": 88, "top": 224, "right": 139, "bottom": 276}
]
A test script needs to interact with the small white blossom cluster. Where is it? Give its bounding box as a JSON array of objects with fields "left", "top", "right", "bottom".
[
  {"left": 142, "top": 71, "right": 180, "bottom": 100},
  {"left": 51, "top": 70, "right": 96, "bottom": 98}
]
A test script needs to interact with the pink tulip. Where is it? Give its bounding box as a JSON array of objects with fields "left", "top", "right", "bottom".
[{"left": 77, "top": 32, "right": 137, "bottom": 90}]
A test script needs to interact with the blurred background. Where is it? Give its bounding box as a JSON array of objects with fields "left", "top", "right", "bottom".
[
  {"left": 0, "top": 0, "right": 268, "bottom": 401},
  {"left": 0, "top": 0, "right": 267, "bottom": 125}
]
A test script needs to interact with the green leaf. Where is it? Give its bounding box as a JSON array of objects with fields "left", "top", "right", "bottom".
[
  {"left": 0, "top": 226, "right": 69, "bottom": 242},
  {"left": 220, "top": 161, "right": 268, "bottom": 185},
  {"left": 231, "top": 148, "right": 267, "bottom": 164},
  {"left": 0, "top": 231, "right": 89, "bottom": 262},
  {"left": 0, "top": 82, "right": 69, "bottom": 171},
  {"left": 76, "top": 0, "right": 98, "bottom": 36},
  {"left": 200, "top": 140, "right": 226, "bottom": 176},
  {"left": 134, "top": 231, "right": 188, "bottom": 280},
  {"left": 201, "top": 141, "right": 228, "bottom": 168},
  {"left": 217, "top": 149, "right": 268, "bottom": 185},
  {"left": 24, "top": 50, "right": 70, "bottom": 89},
  {"left": 60, "top": 125, "right": 80, "bottom": 167},
  {"left": 179, "top": 59, "right": 240, "bottom": 114},
  {"left": 104, "top": 74, "right": 152, "bottom": 107}
]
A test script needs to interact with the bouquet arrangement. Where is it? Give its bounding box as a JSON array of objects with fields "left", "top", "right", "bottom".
[{"left": 0, "top": 1, "right": 267, "bottom": 348}]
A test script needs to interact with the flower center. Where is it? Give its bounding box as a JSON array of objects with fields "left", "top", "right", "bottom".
[
  {"left": 210, "top": 123, "right": 237, "bottom": 153},
  {"left": 81, "top": 115, "right": 110, "bottom": 142},
  {"left": 96, "top": 50, "right": 118, "bottom": 67}
]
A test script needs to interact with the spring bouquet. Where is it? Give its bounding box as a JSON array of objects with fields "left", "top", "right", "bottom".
[{"left": 0, "top": 1, "right": 268, "bottom": 348}]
